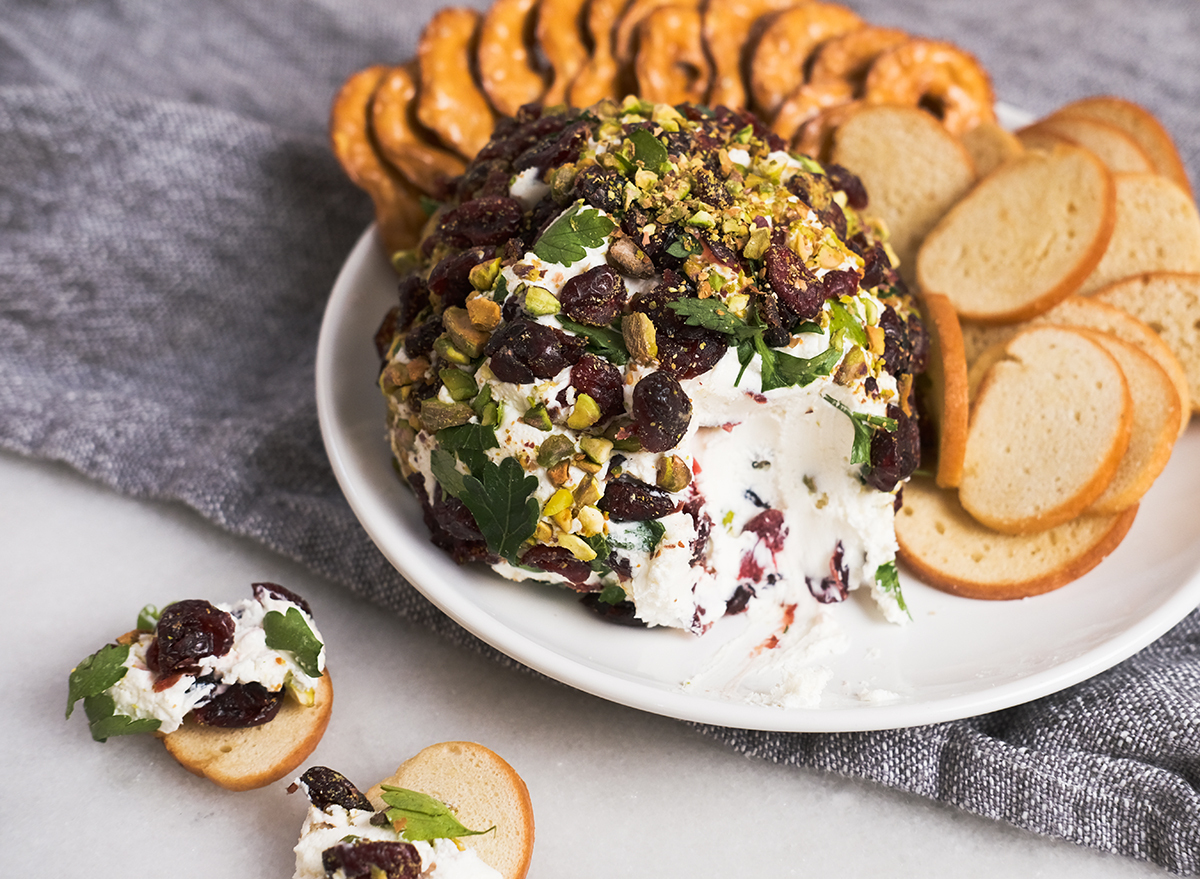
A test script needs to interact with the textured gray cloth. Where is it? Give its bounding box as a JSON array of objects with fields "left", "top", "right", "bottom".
[{"left": 1, "top": 0, "right": 1197, "bottom": 871}]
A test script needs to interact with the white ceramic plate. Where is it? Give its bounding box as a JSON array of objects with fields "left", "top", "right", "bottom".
[{"left": 317, "top": 219, "right": 1200, "bottom": 732}]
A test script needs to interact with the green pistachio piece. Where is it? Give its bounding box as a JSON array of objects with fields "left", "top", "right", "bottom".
[
  {"left": 521, "top": 402, "right": 553, "bottom": 431},
  {"left": 442, "top": 307, "right": 490, "bottom": 359},
  {"left": 439, "top": 367, "right": 478, "bottom": 402},
  {"left": 468, "top": 258, "right": 502, "bottom": 291},
  {"left": 419, "top": 399, "right": 474, "bottom": 433},
  {"left": 537, "top": 434, "right": 576, "bottom": 467},
  {"left": 579, "top": 436, "right": 613, "bottom": 465},
  {"left": 566, "top": 393, "right": 601, "bottom": 430},
  {"left": 523, "top": 286, "right": 561, "bottom": 316},
  {"left": 433, "top": 335, "right": 472, "bottom": 365},
  {"left": 656, "top": 454, "right": 693, "bottom": 492}
]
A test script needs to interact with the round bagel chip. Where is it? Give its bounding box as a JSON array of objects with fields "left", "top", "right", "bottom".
[
  {"left": 917, "top": 143, "right": 1116, "bottom": 323},
  {"left": 897, "top": 476, "right": 1138, "bottom": 600},
  {"left": 958, "top": 326, "right": 1132, "bottom": 534},
  {"left": 862, "top": 37, "right": 995, "bottom": 136},
  {"left": 368, "top": 742, "right": 535, "bottom": 879},
  {"left": 919, "top": 293, "right": 969, "bottom": 488}
]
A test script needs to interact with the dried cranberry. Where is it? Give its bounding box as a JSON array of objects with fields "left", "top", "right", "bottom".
[
  {"left": 191, "top": 681, "right": 283, "bottom": 728},
  {"left": 153, "top": 600, "right": 236, "bottom": 676},
  {"left": 396, "top": 272, "right": 431, "bottom": 330},
  {"left": 579, "top": 593, "right": 646, "bottom": 626},
  {"left": 298, "top": 766, "right": 374, "bottom": 812},
  {"left": 907, "top": 311, "right": 930, "bottom": 374},
  {"left": 879, "top": 306, "right": 911, "bottom": 375},
  {"left": 252, "top": 582, "right": 312, "bottom": 616},
  {"left": 598, "top": 477, "right": 677, "bottom": 521},
  {"left": 692, "top": 166, "right": 732, "bottom": 209},
  {"left": 408, "top": 473, "right": 493, "bottom": 565},
  {"left": 765, "top": 243, "right": 822, "bottom": 320},
  {"left": 560, "top": 264, "right": 626, "bottom": 326},
  {"left": 322, "top": 841, "right": 422, "bottom": 879},
  {"left": 573, "top": 164, "right": 625, "bottom": 213},
  {"left": 753, "top": 289, "right": 791, "bottom": 348},
  {"left": 808, "top": 541, "right": 849, "bottom": 603},
  {"left": 825, "top": 162, "right": 869, "bottom": 209},
  {"left": 819, "top": 269, "right": 859, "bottom": 302},
  {"left": 438, "top": 195, "right": 524, "bottom": 248},
  {"left": 513, "top": 118, "right": 591, "bottom": 173},
  {"left": 433, "top": 486, "right": 485, "bottom": 542},
  {"left": 486, "top": 319, "right": 572, "bottom": 382},
  {"left": 571, "top": 353, "right": 625, "bottom": 420},
  {"left": 726, "top": 584, "right": 756, "bottom": 615},
  {"left": 404, "top": 315, "right": 441, "bottom": 360},
  {"left": 374, "top": 306, "right": 401, "bottom": 361},
  {"left": 656, "top": 333, "right": 729, "bottom": 378},
  {"left": 427, "top": 246, "right": 491, "bottom": 309},
  {"left": 455, "top": 158, "right": 513, "bottom": 202},
  {"left": 631, "top": 370, "right": 691, "bottom": 452},
  {"left": 631, "top": 271, "right": 727, "bottom": 378},
  {"left": 743, "top": 508, "right": 787, "bottom": 553},
  {"left": 864, "top": 404, "right": 921, "bottom": 492},
  {"left": 521, "top": 544, "right": 594, "bottom": 585},
  {"left": 847, "top": 233, "right": 891, "bottom": 289}
]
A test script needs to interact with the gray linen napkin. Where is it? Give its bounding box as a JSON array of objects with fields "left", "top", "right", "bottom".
[{"left": 1, "top": 0, "right": 1196, "bottom": 871}]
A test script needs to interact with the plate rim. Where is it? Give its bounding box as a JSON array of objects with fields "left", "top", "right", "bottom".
[{"left": 317, "top": 221, "right": 1200, "bottom": 733}]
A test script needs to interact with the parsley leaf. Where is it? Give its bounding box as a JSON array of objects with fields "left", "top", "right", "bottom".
[
  {"left": 628, "top": 128, "right": 669, "bottom": 173},
  {"left": 533, "top": 202, "right": 616, "bottom": 265},
  {"left": 67, "top": 643, "right": 131, "bottom": 720},
  {"left": 759, "top": 339, "right": 842, "bottom": 392},
  {"left": 827, "top": 300, "right": 867, "bottom": 350},
  {"left": 669, "top": 297, "right": 754, "bottom": 338},
  {"left": 558, "top": 318, "right": 629, "bottom": 365},
  {"left": 380, "top": 786, "right": 496, "bottom": 842},
  {"left": 83, "top": 693, "right": 161, "bottom": 742},
  {"left": 136, "top": 604, "right": 161, "bottom": 632},
  {"left": 437, "top": 423, "right": 499, "bottom": 473},
  {"left": 263, "top": 607, "right": 324, "bottom": 677},
  {"left": 430, "top": 448, "right": 467, "bottom": 499},
  {"left": 597, "top": 583, "right": 628, "bottom": 605},
  {"left": 666, "top": 233, "right": 701, "bottom": 259},
  {"left": 875, "top": 561, "right": 910, "bottom": 619},
  {"left": 459, "top": 456, "right": 540, "bottom": 564},
  {"left": 823, "top": 395, "right": 898, "bottom": 464},
  {"left": 583, "top": 533, "right": 614, "bottom": 574},
  {"left": 610, "top": 520, "right": 666, "bottom": 553}
]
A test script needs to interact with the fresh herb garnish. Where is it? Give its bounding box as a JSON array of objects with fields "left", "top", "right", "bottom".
[
  {"left": 597, "top": 583, "right": 628, "bottom": 605},
  {"left": 823, "top": 395, "right": 897, "bottom": 465},
  {"left": 827, "top": 300, "right": 868, "bottom": 351},
  {"left": 533, "top": 202, "right": 616, "bottom": 265},
  {"left": 669, "top": 297, "right": 840, "bottom": 392},
  {"left": 430, "top": 448, "right": 467, "bottom": 499},
  {"left": 874, "top": 561, "right": 910, "bottom": 619},
  {"left": 666, "top": 233, "right": 701, "bottom": 259},
  {"left": 628, "top": 128, "right": 669, "bottom": 173},
  {"left": 610, "top": 519, "right": 666, "bottom": 553},
  {"left": 437, "top": 423, "right": 499, "bottom": 473},
  {"left": 136, "top": 604, "right": 161, "bottom": 632},
  {"left": 263, "top": 606, "right": 324, "bottom": 677},
  {"left": 380, "top": 786, "right": 496, "bottom": 842},
  {"left": 67, "top": 643, "right": 131, "bottom": 720},
  {"left": 491, "top": 272, "right": 509, "bottom": 303},
  {"left": 459, "top": 457, "right": 540, "bottom": 565},
  {"left": 583, "top": 533, "right": 614, "bottom": 574},
  {"left": 83, "top": 693, "right": 161, "bottom": 742},
  {"left": 559, "top": 318, "right": 629, "bottom": 365}
]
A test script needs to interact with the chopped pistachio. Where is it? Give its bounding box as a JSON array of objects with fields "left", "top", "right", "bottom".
[
  {"left": 577, "top": 505, "right": 605, "bottom": 537},
  {"left": 419, "top": 399, "right": 474, "bottom": 433},
  {"left": 551, "top": 507, "right": 575, "bottom": 533},
  {"left": 438, "top": 367, "right": 478, "bottom": 401},
  {"left": 467, "top": 296, "right": 502, "bottom": 331},
  {"left": 543, "top": 488, "right": 575, "bottom": 518},
  {"left": 622, "top": 312, "right": 658, "bottom": 363},
  {"left": 547, "top": 459, "right": 572, "bottom": 486},
  {"left": 566, "top": 393, "right": 601, "bottom": 430},
  {"left": 743, "top": 225, "right": 770, "bottom": 260},
  {"left": 407, "top": 356, "right": 431, "bottom": 382},
  {"left": 549, "top": 164, "right": 580, "bottom": 203},
  {"left": 523, "top": 286, "right": 560, "bottom": 316},
  {"left": 537, "top": 433, "right": 576, "bottom": 468},
  {"left": 580, "top": 436, "right": 614, "bottom": 465},
  {"left": 833, "top": 346, "right": 868, "bottom": 386},
  {"left": 865, "top": 324, "right": 886, "bottom": 355},
  {"left": 520, "top": 402, "right": 553, "bottom": 431},
  {"left": 573, "top": 474, "right": 602, "bottom": 509},
  {"left": 442, "top": 306, "right": 490, "bottom": 358},
  {"left": 687, "top": 209, "right": 716, "bottom": 229},
  {"left": 433, "top": 334, "right": 471, "bottom": 365},
  {"left": 535, "top": 520, "right": 554, "bottom": 543},
  {"left": 390, "top": 249, "right": 419, "bottom": 275},
  {"left": 725, "top": 292, "right": 750, "bottom": 318},
  {"left": 556, "top": 533, "right": 596, "bottom": 562},
  {"left": 468, "top": 258, "right": 502, "bottom": 291},
  {"left": 656, "top": 455, "right": 693, "bottom": 492},
  {"left": 477, "top": 401, "right": 499, "bottom": 427},
  {"left": 379, "top": 362, "right": 411, "bottom": 393}
]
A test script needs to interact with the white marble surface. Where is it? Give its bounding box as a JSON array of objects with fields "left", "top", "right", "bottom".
[{"left": 1, "top": 448, "right": 1169, "bottom": 878}]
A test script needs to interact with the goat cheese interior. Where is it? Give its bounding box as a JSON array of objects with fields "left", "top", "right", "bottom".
[{"left": 376, "top": 97, "right": 926, "bottom": 640}]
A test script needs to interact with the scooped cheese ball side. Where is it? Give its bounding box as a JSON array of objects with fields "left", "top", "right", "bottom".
[{"left": 375, "top": 97, "right": 928, "bottom": 631}]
